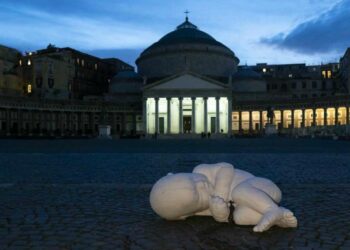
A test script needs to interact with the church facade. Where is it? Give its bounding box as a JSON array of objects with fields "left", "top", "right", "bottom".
[
  {"left": 143, "top": 73, "right": 232, "bottom": 136},
  {"left": 0, "top": 17, "right": 350, "bottom": 138}
]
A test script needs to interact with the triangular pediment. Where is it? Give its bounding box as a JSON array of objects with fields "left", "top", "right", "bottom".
[{"left": 144, "top": 73, "right": 228, "bottom": 90}]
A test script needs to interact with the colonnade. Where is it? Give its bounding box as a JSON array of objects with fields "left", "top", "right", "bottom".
[
  {"left": 233, "top": 106, "right": 350, "bottom": 133},
  {"left": 0, "top": 108, "right": 141, "bottom": 137}
]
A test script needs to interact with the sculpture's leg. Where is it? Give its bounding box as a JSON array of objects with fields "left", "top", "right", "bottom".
[
  {"left": 234, "top": 206, "right": 262, "bottom": 225},
  {"left": 248, "top": 177, "right": 282, "bottom": 203},
  {"left": 232, "top": 179, "right": 297, "bottom": 232}
]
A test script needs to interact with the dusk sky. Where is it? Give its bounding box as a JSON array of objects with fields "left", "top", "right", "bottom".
[{"left": 0, "top": 0, "right": 349, "bottom": 66}]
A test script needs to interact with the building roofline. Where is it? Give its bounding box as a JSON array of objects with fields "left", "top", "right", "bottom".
[{"left": 142, "top": 71, "right": 230, "bottom": 90}]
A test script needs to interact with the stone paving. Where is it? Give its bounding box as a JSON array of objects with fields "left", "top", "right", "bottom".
[{"left": 0, "top": 139, "right": 350, "bottom": 249}]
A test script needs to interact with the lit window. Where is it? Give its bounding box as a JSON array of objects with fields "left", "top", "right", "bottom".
[
  {"left": 327, "top": 70, "right": 332, "bottom": 78},
  {"left": 95, "top": 63, "right": 98, "bottom": 70},
  {"left": 322, "top": 70, "right": 326, "bottom": 78},
  {"left": 81, "top": 59, "right": 85, "bottom": 67},
  {"left": 27, "top": 84, "right": 32, "bottom": 93},
  {"left": 27, "top": 59, "right": 31, "bottom": 66},
  {"left": 262, "top": 68, "right": 267, "bottom": 73},
  {"left": 19, "top": 60, "right": 22, "bottom": 66},
  {"left": 288, "top": 74, "right": 293, "bottom": 78},
  {"left": 28, "top": 52, "right": 33, "bottom": 56},
  {"left": 76, "top": 58, "right": 80, "bottom": 64}
]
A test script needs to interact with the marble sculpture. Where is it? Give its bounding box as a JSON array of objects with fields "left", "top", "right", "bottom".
[{"left": 150, "top": 162, "right": 297, "bottom": 232}]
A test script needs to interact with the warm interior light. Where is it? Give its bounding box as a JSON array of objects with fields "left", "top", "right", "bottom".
[
  {"left": 27, "top": 59, "right": 31, "bottom": 66},
  {"left": 327, "top": 70, "right": 332, "bottom": 78},
  {"left": 27, "top": 84, "right": 32, "bottom": 93}
]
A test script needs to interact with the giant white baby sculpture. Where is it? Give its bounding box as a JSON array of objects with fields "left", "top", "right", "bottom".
[{"left": 150, "top": 162, "right": 297, "bottom": 232}]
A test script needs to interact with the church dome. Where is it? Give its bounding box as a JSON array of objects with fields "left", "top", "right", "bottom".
[
  {"left": 136, "top": 18, "right": 239, "bottom": 79},
  {"left": 144, "top": 20, "right": 229, "bottom": 52}
]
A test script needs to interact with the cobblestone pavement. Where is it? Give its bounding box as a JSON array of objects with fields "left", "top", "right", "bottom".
[
  {"left": 0, "top": 139, "right": 350, "bottom": 249},
  {"left": 1, "top": 184, "right": 350, "bottom": 250}
]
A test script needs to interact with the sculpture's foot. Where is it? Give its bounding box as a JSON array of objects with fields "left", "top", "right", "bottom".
[
  {"left": 253, "top": 207, "right": 296, "bottom": 232},
  {"left": 276, "top": 211, "right": 297, "bottom": 228}
]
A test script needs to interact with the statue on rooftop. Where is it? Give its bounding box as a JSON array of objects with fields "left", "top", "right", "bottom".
[{"left": 150, "top": 162, "right": 297, "bottom": 232}]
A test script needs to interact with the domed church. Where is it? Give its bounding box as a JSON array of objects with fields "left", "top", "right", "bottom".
[{"left": 140, "top": 16, "right": 239, "bottom": 136}]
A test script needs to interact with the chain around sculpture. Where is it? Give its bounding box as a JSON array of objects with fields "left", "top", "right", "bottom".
[{"left": 150, "top": 162, "right": 297, "bottom": 232}]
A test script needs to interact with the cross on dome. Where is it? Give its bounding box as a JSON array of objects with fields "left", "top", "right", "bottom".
[
  {"left": 184, "top": 10, "right": 190, "bottom": 21},
  {"left": 177, "top": 10, "right": 198, "bottom": 30}
]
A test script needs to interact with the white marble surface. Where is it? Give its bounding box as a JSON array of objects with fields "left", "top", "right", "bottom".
[{"left": 150, "top": 162, "right": 297, "bottom": 232}]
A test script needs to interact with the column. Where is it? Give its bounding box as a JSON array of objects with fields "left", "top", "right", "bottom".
[
  {"left": 291, "top": 109, "right": 295, "bottom": 128},
  {"left": 280, "top": 110, "right": 284, "bottom": 129},
  {"left": 335, "top": 107, "right": 339, "bottom": 125},
  {"left": 238, "top": 111, "right": 242, "bottom": 132},
  {"left": 29, "top": 110, "right": 34, "bottom": 136},
  {"left": 81, "top": 112, "right": 86, "bottom": 135},
  {"left": 26, "top": 109, "right": 33, "bottom": 136},
  {"left": 55, "top": 112, "right": 60, "bottom": 135},
  {"left": 249, "top": 110, "right": 253, "bottom": 132},
  {"left": 133, "top": 113, "right": 137, "bottom": 134},
  {"left": 313, "top": 108, "right": 316, "bottom": 126},
  {"left": 6, "top": 109, "right": 10, "bottom": 136},
  {"left": 347, "top": 106, "right": 349, "bottom": 125},
  {"left": 228, "top": 98, "right": 233, "bottom": 135},
  {"left": 121, "top": 113, "right": 125, "bottom": 134},
  {"left": 204, "top": 97, "right": 208, "bottom": 134},
  {"left": 75, "top": 112, "right": 80, "bottom": 135},
  {"left": 143, "top": 98, "right": 147, "bottom": 134},
  {"left": 324, "top": 108, "right": 328, "bottom": 126},
  {"left": 66, "top": 111, "right": 71, "bottom": 136},
  {"left": 167, "top": 97, "right": 171, "bottom": 134},
  {"left": 39, "top": 110, "right": 43, "bottom": 136},
  {"left": 301, "top": 109, "right": 305, "bottom": 128},
  {"left": 155, "top": 97, "right": 159, "bottom": 134},
  {"left": 61, "top": 111, "right": 65, "bottom": 136},
  {"left": 71, "top": 112, "right": 76, "bottom": 136},
  {"left": 48, "top": 111, "right": 53, "bottom": 136},
  {"left": 259, "top": 110, "right": 263, "bottom": 131},
  {"left": 179, "top": 97, "right": 183, "bottom": 134},
  {"left": 77, "top": 112, "right": 81, "bottom": 135},
  {"left": 215, "top": 97, "right": 220, "bottom": 133},
  {"left": 18, "top": 109, "right": 22, "bottom": 136},
  {"left": 191, "top": 97, "right": 196, "bottom": 134}
]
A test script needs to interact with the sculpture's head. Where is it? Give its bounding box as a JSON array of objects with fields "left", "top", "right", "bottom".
[{"left": 150, "top": 173, "right": 209, "bottom": 220}]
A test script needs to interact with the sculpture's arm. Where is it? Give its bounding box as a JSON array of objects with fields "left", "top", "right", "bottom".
[
  {"left": 213, "top": 163, "right": 235, "bottom": 202},
  {"left": 193, "top": 163, "right": 235, "bottom": 223},
  {"left": 209, "top": 196, "right": 229, "bottom": 222}
]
